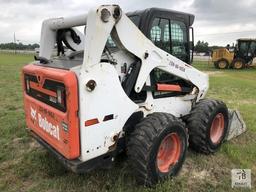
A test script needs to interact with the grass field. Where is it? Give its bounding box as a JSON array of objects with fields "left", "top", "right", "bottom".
[{"left": 0, "top": 53, "right": 255, "bottom": 192}]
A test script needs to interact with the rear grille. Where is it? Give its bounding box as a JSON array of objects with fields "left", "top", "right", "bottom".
[{"left": 24, "top": 74, "right": 66, "bottom": 112}]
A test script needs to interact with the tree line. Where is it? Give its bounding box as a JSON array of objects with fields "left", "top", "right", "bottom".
[
  {"left": 0, "top": 43, "right": 39, "bottom": 50},
  {"left": 0, "top": 40, "right": 221, "bottom": 52},
  {"left": 194, "top": 40, "right": 224, "bottom": 53}
]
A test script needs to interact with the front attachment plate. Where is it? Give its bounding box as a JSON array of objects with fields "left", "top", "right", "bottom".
[{"left": 226, "top": 109, "right": 246, "bottom": 140}]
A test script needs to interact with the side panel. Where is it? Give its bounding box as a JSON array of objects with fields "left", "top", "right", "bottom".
[
  {"left": 22, "top": 64, "right": 80, "bottom": 159},
  {"left": 78, "top": 63, "right": 138, "bottom": 161},
  {"left": 152, "top": 97, "right": 192, "bottom": 117}
]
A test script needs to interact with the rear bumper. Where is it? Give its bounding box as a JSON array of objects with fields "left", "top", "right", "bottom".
[{"left": 29, "top": 130, "right": 114, "bottom": 173}]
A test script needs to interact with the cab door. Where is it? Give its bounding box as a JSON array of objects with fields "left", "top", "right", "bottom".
[
  {"left": 144, "top": 11, "right": 194, "bottom": 102},
  {"left": 169, "top": 17, "right": 189, "bottom": 63},
  {"left": 248, "top": 41, "right": 256, "bottom": 62},
  {"left": 147, "top": 11, "right": 190, "bottom": 63}
]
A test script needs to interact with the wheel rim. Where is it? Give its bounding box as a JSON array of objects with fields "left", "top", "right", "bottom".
[
  {"left": 218, "top": 61, "right": 227, "bottom": 69},
  {"left": 210, "top": 113, "right": 225, "bottom": 144},
  {"left": 234, "top": 61, "right": 242, "bottom": 69},
  {"left": 157, "top": 133, "right": 181, "bottom": 173}
]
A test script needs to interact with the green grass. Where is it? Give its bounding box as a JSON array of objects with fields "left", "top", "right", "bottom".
[{"left": 0, "top": 53, "right": 255, "bottom": 191}]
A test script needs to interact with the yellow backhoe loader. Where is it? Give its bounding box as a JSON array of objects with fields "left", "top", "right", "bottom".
[{"left": 212, "top": 38, "right": 256, "bottom": 69}]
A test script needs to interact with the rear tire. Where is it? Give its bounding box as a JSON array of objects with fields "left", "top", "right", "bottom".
[
  {"left": 186, "top": 99, "right": 229, "bottom": 154},
  {"left": 232, "top": 58, "right": 245, "bottom": 69},
  {"left": 127, "top": 113, "right": 187, "bottom": 186},
  {"left": 215, "top": 59, "right": 229, "bottom": 69}
]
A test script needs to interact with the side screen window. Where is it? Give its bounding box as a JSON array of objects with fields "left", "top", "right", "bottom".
[
  {"left": 150, "top": 68, "right": 176, "bottom": 98},
  {"left": 150, "top": 18, "right": 171, "bottom": 53},
  {"left": 106, "top": 36, "right": 116, "bottom": 48},
  {"left": 171, "top": 20, "right": 187, "bottom": 61}
]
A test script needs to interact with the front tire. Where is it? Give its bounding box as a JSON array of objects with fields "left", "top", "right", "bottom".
[
  {"left": 215, "top": 59, "right": 229, "bottom": 69},
  {"left": 127, "top": 113, "right": 187, "bottom": 186},
  {"left": 186, "top": 99, "right": 229, "bottom": 154}
]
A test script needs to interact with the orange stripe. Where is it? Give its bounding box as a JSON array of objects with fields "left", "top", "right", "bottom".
[
  {"left": 30, "top": 81, "right": 57, "bottom": 97},
  {"left": 156, "top": 84, "right": 182, "bottom": 92},
  {"left": 85, "top": 118, "right": 99, "bottom": 126}
]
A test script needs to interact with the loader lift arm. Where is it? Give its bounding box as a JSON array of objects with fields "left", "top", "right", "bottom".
[{"left": 39, "top": 5, "right": 208, "bottom": 101}]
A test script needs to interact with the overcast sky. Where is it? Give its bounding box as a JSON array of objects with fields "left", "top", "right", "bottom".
[{"left": 1, "top": 0, "right": 256, "bottom": 46}]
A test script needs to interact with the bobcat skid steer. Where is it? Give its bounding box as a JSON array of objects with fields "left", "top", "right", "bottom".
[{"left": 22, "top": 5, "right": 246, "bottom": 186}]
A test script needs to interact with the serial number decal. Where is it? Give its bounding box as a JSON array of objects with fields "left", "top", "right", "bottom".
[
  {"left": 168, "top": 61, "right": 186, "bottom": 72},
  {"left": 39, "top": 106, "right": 55, "bottom": 119},
  {"left": 31, "top": 106, "right": 60, "bottom": 140}
]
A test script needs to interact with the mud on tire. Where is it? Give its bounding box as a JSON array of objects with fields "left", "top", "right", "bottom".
[
  {"left": 127, "top": 113, "right": 187, "bottom": 186},
  {"left": 186, "top": 99, "right": 229, "bottom": 154}
]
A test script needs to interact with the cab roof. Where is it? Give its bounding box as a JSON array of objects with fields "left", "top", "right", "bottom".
[
  {"left": 237, "top": 38, "right": 256, "bottom": 41},
  {"left": 127, "top": 7, "right": 195, "bottom": 26}
]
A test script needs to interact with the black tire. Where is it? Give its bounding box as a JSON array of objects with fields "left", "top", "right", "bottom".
[
  {"left": 215, "top": 59, "right": 229, "bottom": 69},
  {"left": 127, "top": 113, "right": 187, "bottom": 186},
  {"left": 186, "top": 99, "right": 229, "bottom": 154},
  {"left": 232, "top": 58, "right": 245, "bottom": 69}
]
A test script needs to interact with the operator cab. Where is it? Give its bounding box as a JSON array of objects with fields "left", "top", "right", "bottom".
[
  {"left": 106, "top": 8, "right": 195, "bottom": 64},
  {"left": 235, "top": 38, "right": 256, "bottom": 63},
  {"left": 127, "top": 8, "right": 195, "bottom": 64}
]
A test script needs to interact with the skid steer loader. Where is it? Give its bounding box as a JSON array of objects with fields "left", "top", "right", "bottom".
[{"left": 21, "top": 5, "right": 246, "bottom": 186}]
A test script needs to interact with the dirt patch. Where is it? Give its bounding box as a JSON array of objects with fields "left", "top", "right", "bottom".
[
  {"left": 204, "top": 71, "right": 224, "bottom": 76},
  {"left": 190, "top": 169, "right": 210, "bottom": 179},
  {"left": 237, "top": 100, "right": 256, "bottom": 105},
  {"left": 179, "top": 152, "right": 233, "bottom": 189},
  {"left": 29, "top": 140, "right": 41, "bottom": 150},
  {"left": 180, "top": 156, "right": 212, "bottom": 181},
  {"left": 10, "top": 137, "right": 40, "bottom": 150},
  {"left": 226, "top": 99, "right": 256, "bottom": 105}
]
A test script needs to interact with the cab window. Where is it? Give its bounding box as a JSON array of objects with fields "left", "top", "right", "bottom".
[
  {"left": 239, "top": 42, "right": 249, "bottom": 57},
  {"left": 249, "top": 41, "right": 256, "bottom": 56},
  {"left": 150, "top": 18, "right": 171, "bottom": 53},
  {"left": 171, "top": 20, "right": 187, "bottom": 61},
  {"left": 149, "top": 18, "right": 188, "bottom": 62}
]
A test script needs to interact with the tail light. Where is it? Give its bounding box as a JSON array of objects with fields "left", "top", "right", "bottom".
[
  {"left": 26, "top": 78, "right": 30, "bottom": 92},
  {"left": 57, "top": 87, "right": 65, "bottom": 108}
]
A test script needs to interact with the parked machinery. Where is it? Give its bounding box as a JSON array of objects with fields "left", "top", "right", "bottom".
[
  {"left": 21, "top": 5, "right": 245, "bottom": 186},
  {"left": 212, "top": 38, "right": 256, "bottom": 69}
]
